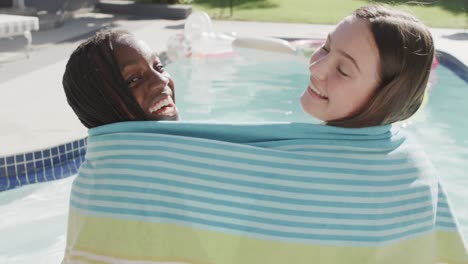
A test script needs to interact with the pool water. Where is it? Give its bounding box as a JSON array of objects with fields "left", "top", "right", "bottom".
[
  {"left": 1, "top": 48, "right": 467, "bottom": 263},
  {"left": 169, "top": 49, "right": 312, "bottom": 123},
  {"left": 0, "top": 176, "right": 73, "bottom": 264},
  {"left": 407, "top": 65, "right": 468, "bottom": 237}
]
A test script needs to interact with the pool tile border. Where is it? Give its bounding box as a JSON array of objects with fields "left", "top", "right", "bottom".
[
  {"left": 437, "top": 50, "right": 468, "bottom": 83},
  {"left": 0, "top": 138, "right": 87, "bottom": 191}
]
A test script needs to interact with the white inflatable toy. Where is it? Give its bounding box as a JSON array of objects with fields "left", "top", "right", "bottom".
[
  {"left": 166, "top": 11, "right": 319, "bottom": 60},
  {"left": 183, "top": 11, "right": 235, "bottom": 58},
  {"left": 232, "top": 36, "right": 297, "bottom": 55},
  {"left": 184, "top": 11, "right": 214, "bottom": 43}
]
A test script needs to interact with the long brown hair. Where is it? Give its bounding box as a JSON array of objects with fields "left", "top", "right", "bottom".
[
  {"left": 327, "top": 4, "right": 435, "bottom": 128},
  {"left": 63, "top": 30, "right": 148, "bottom": 128}
]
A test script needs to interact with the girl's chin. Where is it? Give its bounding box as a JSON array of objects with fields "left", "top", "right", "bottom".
[{"left": 300, "top": 98, "right": 324, "bottom": 120}]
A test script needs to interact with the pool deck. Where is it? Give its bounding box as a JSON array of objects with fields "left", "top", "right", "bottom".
[{"left": 0, "top": 12, "right": 467, "bottom": 156}]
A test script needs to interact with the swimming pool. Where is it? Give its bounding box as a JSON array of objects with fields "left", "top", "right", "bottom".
[{"left": 0, "top": 47, "right": 466, "bottom": 263}]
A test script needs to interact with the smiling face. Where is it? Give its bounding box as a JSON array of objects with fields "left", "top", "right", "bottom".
[
  {"left": 300, "top": 16, "right": 380, "bottom": 122},
  {"left": 114, "top": 36, "right": 179, "bottom": 121}
]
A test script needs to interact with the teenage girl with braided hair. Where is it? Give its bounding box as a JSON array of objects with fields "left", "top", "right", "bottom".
[{"left": 63, "top": 29, "right": 179, "bottom": 129}]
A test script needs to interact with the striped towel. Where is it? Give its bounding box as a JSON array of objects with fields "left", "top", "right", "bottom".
[{"left": 63, "top": 121, "right": 468, "bottom": 264}]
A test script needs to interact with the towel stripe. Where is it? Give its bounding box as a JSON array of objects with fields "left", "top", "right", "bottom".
[
  {"left": 72, "top": 177, "right": 431, "bottom": 211},
  {"left": 78, "top": 167, "right": 430, "bottom": 198},
  {"left": 72, "top": 186, "right": 432, "bottom": 230},
  {"left": 82, "top": 161, "right": 419, "bottom": 193},
  {"left": 87, "top": 146, "right": 414, "bottom": 171},
  {"left": 88, "top": 139, "right": 407, "bottom": 162},
  {"left": 71, "top": 182, "right": 434, "bottom": 223}
]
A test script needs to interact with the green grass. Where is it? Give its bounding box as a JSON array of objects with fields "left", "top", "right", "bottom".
[{"left": 192, "top": 0, "right": 468, "bottom": 29}]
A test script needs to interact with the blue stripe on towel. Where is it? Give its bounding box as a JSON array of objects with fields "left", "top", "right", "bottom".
[
  {"left": 77, "top": 170, "right": 430, "bottom": 199},
  {"left": 88, "top": 143, "right": 409, "bottom": 166},
  {"left": 72, "top": 179, "right": 432, "bottom": 212}
]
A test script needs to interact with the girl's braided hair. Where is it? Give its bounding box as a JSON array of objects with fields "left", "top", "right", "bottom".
[{"left": 63, "top": 29, "right": 148, "bottom": 128}]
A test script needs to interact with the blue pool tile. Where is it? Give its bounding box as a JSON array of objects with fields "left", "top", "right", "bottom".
[
  {"left": 0, "top": 157, "right": 5, "bottom": 166},
  {"left": 19, "top": 173, "right": 28, "bottom": 185},
  {"left": 63, "top": 164, "right": 70, "bottom": 174},
  {"left": 0, "top": 176, "right": 9, "bottom": 191},
  {"left": 27, "top": 171, "right": 37, "bottom": 184},
  {"left": 26, "top": 161, "right": 35, "bottom": 171},
  {"left": 43, "top": 149, "right": 50, "bottom": 157},
  {"left": 35, "top": 160, "right": 43, "bottom": 169},
  {"left": 52, "top": 155, "right": 60, "bottom": 165},
  {"left": 44, "top": 167, "right": 54, "bottom": 180},
  {"left": 7, "top": 165, "right": 15, "bottom": 176},
  {"left": 15, "top": 154, "right": 24, "bottom": 163},
  {"left": 51, "top": 147, "right": 58, "bottom": 156},
  {"left": 67, "top": 152, "right": 73, "bottom": 160},
  {"left": 34, "top": 151, "right": 42, "bottom": 159},
  {"left": 17, "top": 163, "right": 25, "bottom": 174},
  {"left": 59, "top": 154, "right": 67, "bottom": 163},
  {"left": 25, "top": 152, "right": 33, "bottom": 161},
  {"left": 79, "top": 148, "right": 86, "bottom": 156},
  {"left": 6, "top": 156, "right": 14, "bottom": 164},
  {"left": 35, "top": 171, "right": 44, "bottom": 183},
  {"left": 73, "top": 141, "right": 79, "bottom": 149},
  {"left": 41, "top": 168, "right": 48, "bottom": 181},
  {"left": 44, "top": 159, "right": 51, "bottom": 168},
  {"left": 0, "top": 167, "right": 6, "bottom": 178},
  {"left": 59, "top": 145, "right": 65, "bottom": 153},
  {"left": 13, "top": 176, "right": 20, "bottom": 188},
  {"left": 70, "top": 161, "right": 78, "bottom": 170},
  {"left": 66, "top": 143, "right": 72, "bottom": 151}
]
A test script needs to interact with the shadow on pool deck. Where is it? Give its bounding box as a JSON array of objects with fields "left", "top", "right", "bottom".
[{"left": 443, "top": 32, "right": 468, "bottom": 41}]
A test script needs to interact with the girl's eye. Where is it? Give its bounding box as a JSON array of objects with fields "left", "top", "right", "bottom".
[
  {"left": 125, "top": 76, "right": 140, "bottom": 87},
  {"left": 154, "top": 63, "right": 165, "bottom": 73},
  {"left": 321, "top": 45, "right": 330, "bottom": 53},
  {"left": 338, "top": 67, "right": 349, "bottom": 77}
]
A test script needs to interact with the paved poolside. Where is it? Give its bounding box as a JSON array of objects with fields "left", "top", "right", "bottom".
[{"left": 0, "top": 12, "right": 467, "bottom": 156}]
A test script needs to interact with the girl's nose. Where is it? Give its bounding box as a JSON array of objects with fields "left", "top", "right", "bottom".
[
  {"left": 309, "top": 60, "right": 327, "bottom": 81},
  {"left": 149, "top": 69, "right": 170, "bottom": 91}
]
